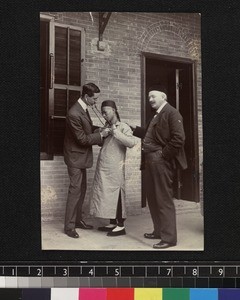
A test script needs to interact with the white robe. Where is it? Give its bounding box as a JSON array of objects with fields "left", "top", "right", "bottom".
[{"left": 90, "top": 122, "right": 135, "bottom": 218}]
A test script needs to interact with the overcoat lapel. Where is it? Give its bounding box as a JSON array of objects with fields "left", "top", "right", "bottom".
[
  {"left": 75, "top": 102, "right": 92, "bottom": 124},
  {"left": 151, "top": 112, "right": 161, "bottom": 126},
  {"left": 152, "top": 103, "right": 170, "bottom": 127}
]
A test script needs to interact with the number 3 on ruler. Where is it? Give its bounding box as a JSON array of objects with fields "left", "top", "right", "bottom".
[{"left": 63, "top": 268, "right": 68, "bottom": 276}]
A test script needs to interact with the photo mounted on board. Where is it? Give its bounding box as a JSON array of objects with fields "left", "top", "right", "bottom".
[{"left": 40, "top": 12, "right": 203, "bottom": 251}]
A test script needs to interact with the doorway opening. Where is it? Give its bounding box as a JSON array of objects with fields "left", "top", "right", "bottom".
[{"left": 141, "top": 53, "right": 199, "bottom": 204}]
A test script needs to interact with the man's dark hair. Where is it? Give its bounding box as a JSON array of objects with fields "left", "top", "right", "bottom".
[{"left": 82, "top": 82, "right": 100, "bottom": 97}]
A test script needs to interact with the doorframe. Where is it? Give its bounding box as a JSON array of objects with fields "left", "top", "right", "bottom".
[{"left": 141, "top": 52, "right": 200, "bottom": 204}]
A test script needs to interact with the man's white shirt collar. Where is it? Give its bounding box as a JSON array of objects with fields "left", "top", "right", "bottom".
[
  {"left": 78, "top": 98, "right": 88, "bottom": 111},
  {"left": 156, "top": 101, "right": 167, "bottom": 114}
]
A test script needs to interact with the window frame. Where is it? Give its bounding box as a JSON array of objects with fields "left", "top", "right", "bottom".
[{"left": 40, "top": 15, "right": 85, "bottom": 160}]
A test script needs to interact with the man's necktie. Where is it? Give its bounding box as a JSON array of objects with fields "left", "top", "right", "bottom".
[{"left": 86, "top": 109, "right": 91, "bottom": 120}]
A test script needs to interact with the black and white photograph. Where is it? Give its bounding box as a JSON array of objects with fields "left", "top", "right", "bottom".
[{"left": 40, "top": 12, "right": 203, "bottom": 251}]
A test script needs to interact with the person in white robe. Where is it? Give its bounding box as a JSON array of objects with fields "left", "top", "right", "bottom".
[{"left": 90, "top": 100, "right": 136, "bottom": 236}]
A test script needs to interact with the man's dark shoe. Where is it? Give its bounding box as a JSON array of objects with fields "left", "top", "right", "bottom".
[
  {"left": 107, "top": 228, "right": 126, "bottom": 236},
  {"left": 153, "top": 241, "right": 176, "bottom": 249},
  {"left": 75, "top": 220, "right": 93, "bottom": 229},
  {"left": 65, "top": 229, "right": 79, "bottom": 239},
  {"left": 98, "top": 226, "right": 116, "bottom": 232},
  {"left": 144, "top": 232, "right": 161, "bottom": 239}
]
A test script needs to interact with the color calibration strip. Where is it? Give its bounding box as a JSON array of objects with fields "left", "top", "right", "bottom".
[{"left": 0, "top": 288, "right": 240, "bottom": 300}]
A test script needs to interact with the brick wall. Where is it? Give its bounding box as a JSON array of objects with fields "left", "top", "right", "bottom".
[{"left": 40, "top": 12, "right": 202, "bottom": 222}]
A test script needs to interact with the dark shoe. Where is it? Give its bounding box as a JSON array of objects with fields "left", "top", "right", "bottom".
[
  {"left": 107, "top": 228, "right": 126, "bottom": 236},
  {"left": 75, "top": 220, "right": 93, "bottom": 229},
  {"left": 153, "top": 241, "right": 176, "bottom": 249},
  {"left": 65, "top": 229, "right": 79, "bottom": 239},
  {"left": 144, "top": 232, "right": 161, "bottom": 239},
  {"left": 98, "top": 226, "right": 116, "bottom": 232}
]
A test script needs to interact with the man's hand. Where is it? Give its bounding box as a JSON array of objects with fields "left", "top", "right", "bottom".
[
  {"left": 100, "top": 128, "right": 110, "bottom": 138},
  {"left": 126, "top": 123, "right": 136, "bottom": 131},
  {"left": 108, "top": 124, "right": 116, "bottom": 135}
]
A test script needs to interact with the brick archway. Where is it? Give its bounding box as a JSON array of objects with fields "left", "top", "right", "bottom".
[{"left": 136, "top": 20, "right": 200, "bottom": 60}]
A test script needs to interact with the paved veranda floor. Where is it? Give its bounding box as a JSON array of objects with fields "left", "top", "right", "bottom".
[{"left": 42, "top": 200, "right": 204, "bottom": 251}]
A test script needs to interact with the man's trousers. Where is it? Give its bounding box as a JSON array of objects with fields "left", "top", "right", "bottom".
[
  {"left": 64, "top": 167, "right": 87, "bottom": 231},
  {"left": 145, "top": 150, "right": 177, "bottom": 245}
]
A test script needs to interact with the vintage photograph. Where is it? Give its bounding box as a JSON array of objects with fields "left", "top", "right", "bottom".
[{"left": 40, "top": 12, "right": 203, "bottom": 251}]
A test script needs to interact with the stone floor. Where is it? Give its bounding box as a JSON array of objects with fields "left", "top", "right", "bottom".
[{"left": 41, "top": 200, "right": 204, "bottom": 251}]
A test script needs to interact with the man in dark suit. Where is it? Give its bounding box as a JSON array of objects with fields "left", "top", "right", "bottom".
[
  {"left": 63, "top": 82, "right": 109, "bottom": 238},
  {"left": 131, "top": 86, "right": 187, "bottom": 249}
]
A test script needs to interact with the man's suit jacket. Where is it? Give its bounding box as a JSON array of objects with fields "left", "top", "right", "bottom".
[
  {"left": 134, "top": 102, "right": 187, "bottom": 170},
  {"left": 63, "top": 101, "right": 102, "bottom": 169}
]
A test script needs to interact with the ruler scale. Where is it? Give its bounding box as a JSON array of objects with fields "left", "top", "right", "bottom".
[{"left": 0, "top": 262, "right": 240, "bottom": 288}]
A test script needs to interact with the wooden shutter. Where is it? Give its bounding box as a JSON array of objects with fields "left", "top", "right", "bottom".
[{"left": 50, "top": 24, "right": 85, "bottom": 155}]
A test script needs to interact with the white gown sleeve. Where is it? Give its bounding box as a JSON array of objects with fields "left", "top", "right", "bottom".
[{"left": 112, "top": 123, "right": 136, "bottom": 148}]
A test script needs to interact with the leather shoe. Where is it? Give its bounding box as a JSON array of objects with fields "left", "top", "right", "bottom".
[
  {"left": 75, "top": 220, "right": 93, "bottom": 229},
  {"left": 107, "top": 228, "right": 126, "bottom": 236},
  {"left": 153, "top": 241, "right": 176, "bottom": 249},
  {"left": 65, "top": 229, "right": 79, "bottom": 239},
  {"left": 144, "top": 232, "right": 161, "bottom": 239},
  {"left": 98, "top": 226, "right": 116, "bottom": 232}
]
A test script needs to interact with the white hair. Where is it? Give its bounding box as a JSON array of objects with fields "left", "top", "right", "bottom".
[{"left": 161, "top": 92, "right": 167, "bottom": 101}]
